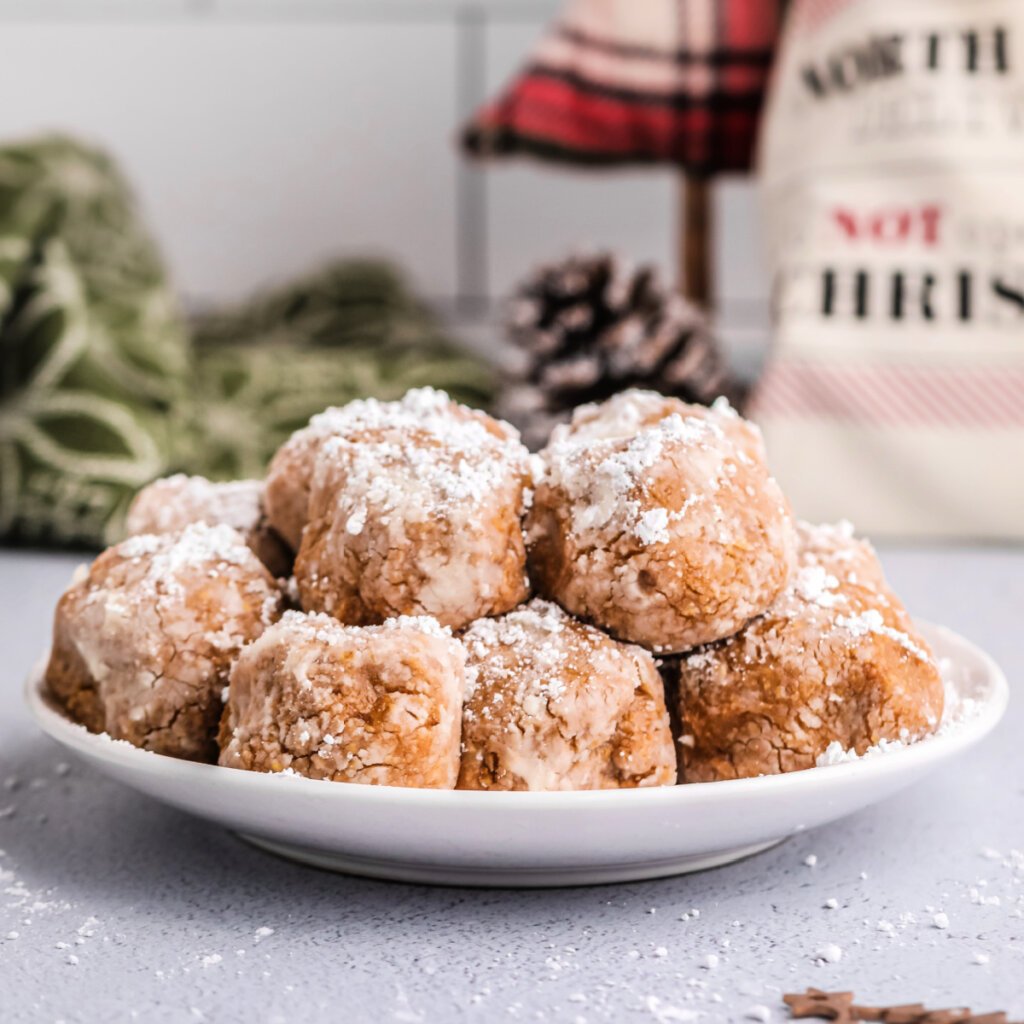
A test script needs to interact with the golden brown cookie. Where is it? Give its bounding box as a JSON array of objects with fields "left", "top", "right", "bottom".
[
  {"left": 526, "top": 390, "right": 796, "bottom": 653},
  {"left": 457, "top": 599, "right": 676, "bottom": 791},
  {"left": 676, "top": 521, "right": 945, "bottom": 782},
  {"left": 219, "top": 610, "right": 465, "bottom": 789},
  {"left": 126, "top": 474, "right": 291, "bottom": 577},
  {"left": 293, "top": 390, "right": 531, "bottom": 630},
  {"left": 45, "top": 524, "right": 282, "bottom": 761}
]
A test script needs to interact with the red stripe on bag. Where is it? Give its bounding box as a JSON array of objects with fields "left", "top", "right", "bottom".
[
  {"left": 793, "top": 0, "right": 859, "bottom": 32},
  {"left": 750, "top": 362, "right": 1024, "bottom": 429}
]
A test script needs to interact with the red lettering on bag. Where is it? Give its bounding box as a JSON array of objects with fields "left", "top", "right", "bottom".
[{"left": 831, "top": 205, "right": 942, "bottom": 246}]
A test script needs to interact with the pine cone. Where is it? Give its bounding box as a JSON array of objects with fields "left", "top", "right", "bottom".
[{"left": 500, "top": 251, "right": 744, "bottom": 449}]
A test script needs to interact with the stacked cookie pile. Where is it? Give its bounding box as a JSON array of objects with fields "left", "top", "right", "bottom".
[{"left": 45, "top": 388, "right": 945, "bottom": 790}]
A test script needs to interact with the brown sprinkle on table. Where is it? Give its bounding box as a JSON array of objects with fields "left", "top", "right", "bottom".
[
  {"left": 784, "top": 990, "right": 1017, "bottom": 1024},
  {"left": 866, "top": 1007, "right": 928, "bottom": 1024}
]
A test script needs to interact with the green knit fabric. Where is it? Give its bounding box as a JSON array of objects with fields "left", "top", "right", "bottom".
[
  {"left": 189, "top": 261, "right": 495, "bottom": 481},
  {"left": 0, "top": 136, "right": 191, "bottom": 547},
  {"left": 0, "top": 136, "right": 495, "bottom": 548}
]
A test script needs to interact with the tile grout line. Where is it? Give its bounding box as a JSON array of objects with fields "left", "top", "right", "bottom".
[{"left": 454, "top": 2, "right": 490, "bottom": 315}]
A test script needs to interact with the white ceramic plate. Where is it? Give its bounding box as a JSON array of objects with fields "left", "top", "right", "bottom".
[{"left": 25, "top": 622, "right": 1008, "bottom": 888}]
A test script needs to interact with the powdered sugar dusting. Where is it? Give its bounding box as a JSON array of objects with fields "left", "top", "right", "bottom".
[
  {"left": 461, "top": 600, "right": 577, "bottom": 710},
  {"left": 636, "top": 508, "right": 671, "bottom": 546},
  {"left": 539, "top": 410, "right": 725, "bottom": 547},
  {"left": 308, "top": 388, "right": 530, "bottom": 534},
  {"left": 309, "top": 388, "right": 519, "bottom": 450},
  {"left": 762, "top": 522, "right": 932, "bottom": 663},
  {"left": 320, "top": 430, "right": 519, "bottom": 521},
  {"left": 816, "top": 734, "right": 911, "bottom": 766},
  {"left": 834, "top": 609, "right": 930, "bottom": 661},
  {"left": 274, "top": 609, "right": 451, "bottom": 647},
  {"left": 551, "top": 388, "right": 737, "bottom": 446},
  {"left": 126, "top": 475, "right": 263, "bottom": 537},
  {"left": 117, "top": 523, "right": 256, "bottom": 591},
  {"left": 117, "top": 534, "right": 162, "bottom": 559},
  {"left": 794, "top": 565, "right": 843, "bottom": 609}
]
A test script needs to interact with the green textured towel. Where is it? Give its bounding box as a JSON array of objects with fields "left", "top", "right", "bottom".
[
  {"left": 0, "top": 135, "right": 495, "bottom": 548},
  {"left": 0, "top": 136, "right": 191, "bottom": 547},
  {"left": 189, "top": 261, "right": 495, "bottom": 481}
]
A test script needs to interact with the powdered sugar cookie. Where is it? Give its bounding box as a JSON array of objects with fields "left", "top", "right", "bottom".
[
  {"left": 264, "top": 387, "right": 519, "bottom": 550},
  {"left": 527, "top": 390, "right": 796, "bottom": 653},
  {"left": 126, "top": 474, "right": 291, "bottom": 577},
  {"left": 46, "top": 523, "right": 282, "bottom": 761},
  {"left": 458, "top": 599, "right": 676, "bottom": 791},
  {"left": 553, "top": 389, "right": 764, "bottom": 462},
  {"left": 676, "top": 521, "right": 944, "bottom": 782},
  {"left": 219, "top": 610, "right": 465, "bottom": 789},
  {"left": 293, "top": 390, "right": 531, "bottom": 629}
]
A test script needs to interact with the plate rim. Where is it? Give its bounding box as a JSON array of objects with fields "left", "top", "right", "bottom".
[{"left": 24, "top": 619, "right": 1009, "bottom": 812}]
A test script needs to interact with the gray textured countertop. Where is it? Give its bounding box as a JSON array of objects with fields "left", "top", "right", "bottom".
[{"left": 1, "top": 545, "right": 1021, "bottom": 1024}]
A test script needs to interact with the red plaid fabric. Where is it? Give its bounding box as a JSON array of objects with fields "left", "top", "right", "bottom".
[{"left": 463, "top": 0, "right": 784, "bottom": 173}]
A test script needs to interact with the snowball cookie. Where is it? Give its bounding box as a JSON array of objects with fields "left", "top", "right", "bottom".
[
  {"left": 45, "top": 523, "right": 282, "bottom": 761},
  {"left": 676, "top": 521, "right": 944, "bottom": 782},
  {"left": 219, "top": 610, "right": 465, "bottom": 788},
  {"left": 265, "top": 387, "right": 523, "bottom": 551},
  {"left": 526, "top": 389, "right": 796, "bottom": 653},
  {"left": 293, "top": 389, "right": 531, "bottom": 629},
  {"left": 457, "top": 600, "right": 676, "bottom": 791},
  {"left": 552, "top": 389, "right": 764, "bottom": 462},
  {"left": 126, "top": 474, "right": 291, "bottom": 578}
]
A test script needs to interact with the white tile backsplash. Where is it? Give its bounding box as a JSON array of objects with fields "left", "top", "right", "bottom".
[
  {"left": 485, "top": 164, "right": 677, "bottom": 298},
  {"left": 0, "top": 21, "right": 461, "bottom": 304}
]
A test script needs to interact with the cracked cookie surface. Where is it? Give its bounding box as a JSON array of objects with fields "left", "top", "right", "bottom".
[
  {"left": 46, "top": 523, "right": 282, "bottom": 761},
  {"left": 458, "top": 599, "right": 676, "bottom": 791},
  {"left": 676, "top": 521, "right": 944, "bottom": 782},
  {"left": 219, "top": 610, "right": 465, "bottom": 788},
  {"left": 526, "top": 390, "right": 796, "bottom": 653}
]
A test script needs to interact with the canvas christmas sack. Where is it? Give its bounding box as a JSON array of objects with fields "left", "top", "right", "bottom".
[{"left": 750, "top": 0, "right": 1024, "bottom": 539}]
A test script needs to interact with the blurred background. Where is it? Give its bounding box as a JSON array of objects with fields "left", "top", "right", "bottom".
[
  {"left": 0, "top": 0, "right": 767, "bottom": 361},
  {"left": 1, "top": 0, "right": 1021, "bottom": 549}
]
